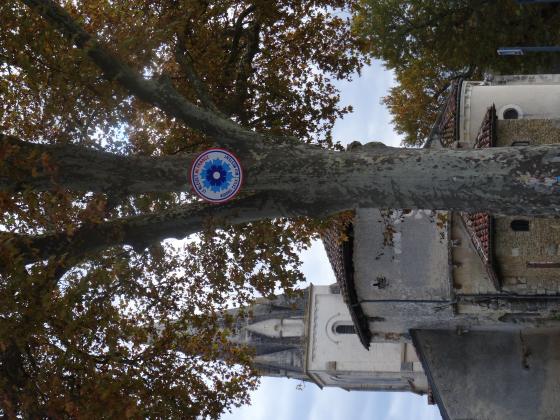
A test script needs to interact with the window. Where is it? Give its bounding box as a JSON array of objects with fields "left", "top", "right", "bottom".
[
  {"left": 511, "top": 141, "right": 530, "bottom": 146},
  {"left": 499, "top": 104, "right": 523, "bottom": 120},
  {"left": 334, "top": 324, "right": 355, "bottom": 334},
  {"left": 503, "top": 108, "right": 519, "bottom": 120},
  {"left": 511, "top": 220, "right": 530, "bottom": 231}
]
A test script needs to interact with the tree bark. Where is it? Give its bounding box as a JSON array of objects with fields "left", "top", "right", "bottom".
[
  {"left": 4, "top": 143, "right": 560, "bottom": 267},
  {"left": 4, "top": 132, "right": 560, "bottom": 215},
  {"left": 252, "top": 144, "right": 560, "bottom": 216},
  {"left": 0, "top": 192, "right": 297, "bottom": 266},
  {"left": 0, "top": 134, "right": 196, "bottom": 193}
]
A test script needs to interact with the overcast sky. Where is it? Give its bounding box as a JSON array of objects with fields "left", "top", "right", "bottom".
[{"left": 222, "top": 60, "right": 443, "bottom": 420}]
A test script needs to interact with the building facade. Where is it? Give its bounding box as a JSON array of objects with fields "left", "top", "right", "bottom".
[
  {"left": 236, "top": 75, "right": 560, "bottom": 419},
  {"left": 322, "top": 74, "right": 560, "bottom": 419},
  {"left": 229, "top": 286, "right": 429, "bottom": 395}
]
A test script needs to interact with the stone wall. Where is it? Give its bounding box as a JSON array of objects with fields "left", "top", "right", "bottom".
[
  {"left": 494, "top": 119, "right": 560, "bottom": 294},
  {"left": 496, "top": 118, "right": 560, "bottom": 146},
  {"left": 353, "top": 208, "right": 451, "bottom": 302},
  {"left": 412, "top": 329, "right": 560, "bottom": 420}
]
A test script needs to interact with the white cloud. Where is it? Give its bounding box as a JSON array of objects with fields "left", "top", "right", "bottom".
[
  {"left": 332, "top": 60, "right": 402, "bottom": 148},
  {"left": 300, "top": 241, "right": 336, "bottom": 286}
]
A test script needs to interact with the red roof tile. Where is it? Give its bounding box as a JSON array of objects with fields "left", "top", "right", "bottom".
[{"left": 459, "top": 106, "right": 500, "bottom": 288}]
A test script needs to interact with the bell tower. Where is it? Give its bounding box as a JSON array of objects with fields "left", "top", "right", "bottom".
[{"left": 227, "top": 291, "right": 308, "bottom": 381}]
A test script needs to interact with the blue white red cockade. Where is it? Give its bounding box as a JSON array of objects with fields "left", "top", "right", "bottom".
[{"left": 190, "top": 149, "right": 243, "bottom": 203}]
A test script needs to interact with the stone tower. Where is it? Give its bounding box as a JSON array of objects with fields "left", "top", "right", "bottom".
[{"left": 227, "top": 292, "right": 308, "bottom": 382}]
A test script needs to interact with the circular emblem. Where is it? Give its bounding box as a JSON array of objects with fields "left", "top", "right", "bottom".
[{"left": 190, "top": 148, "right": 243, "bottom": 203}]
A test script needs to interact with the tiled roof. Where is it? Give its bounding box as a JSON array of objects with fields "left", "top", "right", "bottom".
[
  {"left": 322, "top": 223, "right": 350, "bottom": 299},
  {"left": 321, "top": 221, "right": 371, "bottom": 349},
  {"left": 459, "top": 106, "right": 500, "bottom": 289},
  {"left": 473, "top": 105, "right": 496, "bottom": 149},
  {"left": 461, "top": 212, "right": 493, "bottom": 264},
  {"left": 437, "top": 79, "right": 462, "bottom": 147}
]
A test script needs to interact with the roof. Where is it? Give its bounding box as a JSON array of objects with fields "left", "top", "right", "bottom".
[
  {"left": 458, "top": 105, "right": 501, "bottom": 289},
  {"left": 437, "top": 79, "right": 462, "bottom": 147},
  {"left": 425, "top": 78, "right": 463, "bottom": 148},
  {"left": 411, "top": 328, "right": 560, "bottom": 420},
  {"left": 322, "top": 221, "right": 371, "bottom": 349}
]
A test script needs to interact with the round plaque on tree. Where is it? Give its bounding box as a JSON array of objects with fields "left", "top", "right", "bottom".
[{"left": 190, "top": 148, "right": 243, "bottom": 203}]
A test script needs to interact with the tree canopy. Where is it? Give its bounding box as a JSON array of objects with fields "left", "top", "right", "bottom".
[
  {"left": 3, "top": 0, "right": 560, "bottom": 418},
  {"left": 354, "top": 0, "right": 560, "bottom": 145},
  {"left": 0, "top": 0, "right": 365, "bottom": 417}
]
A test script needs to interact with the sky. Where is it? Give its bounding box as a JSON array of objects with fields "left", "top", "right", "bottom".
[{"left": 222, "top": 60, "right": 443, "bottom": 420}]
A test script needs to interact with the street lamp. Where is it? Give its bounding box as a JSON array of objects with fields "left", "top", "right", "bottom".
[{"left": 498, "top": 46, "right": 560, "bottom": 56}]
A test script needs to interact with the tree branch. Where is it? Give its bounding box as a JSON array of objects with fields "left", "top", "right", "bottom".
[
  {"left": 226, "top": 22, "right": 261, "bottom": 123},
  {"left": 0, "top": 192, "right": 308, "bottom": 267},
  {"left": 175, "top": 35, "right": 222, "bottom": 115},
  {"left": 227, "top": 5, "right": 257, "bottom": 68},
  {"left": 0, "top": 133, "right": 196, "bottom": 193},
  {"left": 20, "top": 0, "right": 264, "bottom": 151}
]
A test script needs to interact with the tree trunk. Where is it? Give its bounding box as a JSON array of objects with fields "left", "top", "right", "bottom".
[
  {"left": 3, "top": 142, "right": 560, "bottom": 268},
  {"left": 255, "top": 144, "right": 560, "bottom": 216},
  {"left": 0, "top": 134, "right": 196, "bottom": 193},
  {"left": 4, "top": 134, "right": 560, "bottom": 214}
]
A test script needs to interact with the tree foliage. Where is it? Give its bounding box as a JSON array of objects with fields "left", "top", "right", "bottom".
[
  {"left": 4, "top": 1, "right": 560, "bottom": 417},
  {"left": 354, "top": 0, "right": 560, "bottom": 145},
  {"left": 0, "top": 0, "right": 366, "bottom": 417}
]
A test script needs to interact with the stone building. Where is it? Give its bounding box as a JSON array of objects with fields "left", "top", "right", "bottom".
[
  {"left": 321, "top": 74, "right": 560, "bottom": 419},
  {"left": 235, "top": 75, "right": 560, "bottom": 419},
  {"left": 228, "top": 286, "right": 429, "bottom": 395}
]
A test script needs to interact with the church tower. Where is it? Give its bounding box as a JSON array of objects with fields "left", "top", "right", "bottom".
[{"left": 227, "top": 292, "right": 308, "bottom": 382}]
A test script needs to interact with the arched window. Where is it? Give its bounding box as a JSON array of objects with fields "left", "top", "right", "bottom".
[
  {"left": 511, "top": 220, "right": 530, "bottom": 231},
  {"left": 499, "top": 104, "right": 523, "bottom": 120},
  {"left": 503, "top": 108, "right": 519, "bottom": 120},
  {"left": 334, "top": 324, "right": 355, "bottom": 334}
]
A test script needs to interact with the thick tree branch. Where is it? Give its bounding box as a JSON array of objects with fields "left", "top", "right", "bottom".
[
  {"left": 0, "top": 133, "right": 196, "bottom": 193},
  {"left": 0, "top": 192, "right": 315, "bottom": 267},
  {"left": 4, "top": 131, "right": 560, "bottom": 220},
  {"left": 6, "top": 143, "right": 560, "bottom": 268},
  {"left": 20, "top": 0, "right": 266, "bottom": 151}
]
